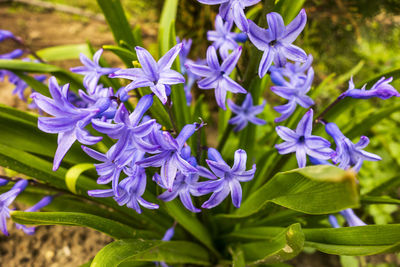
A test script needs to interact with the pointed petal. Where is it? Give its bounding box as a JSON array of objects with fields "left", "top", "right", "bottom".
[
  {"left": 232, "top": 149, "right": 247, "bottom": 172},
  {"left": 158, "top": 43, "right": 183, "bottom": 70},
  {"left": 135, "top": 46, "right": 159, "bottom": 80},
  {"left": 281, "top": 9, "right": 307, "bottom": 43},
  {"left": 259, "top": 47, "right": 275, "bottom": 77},
  {"left": 296, "top": 109, "right": 314, "bottom": 136}
]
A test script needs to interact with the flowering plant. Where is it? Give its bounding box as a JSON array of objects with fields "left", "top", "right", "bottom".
[{"left": 0, "top": 0, "right": 399, "bottom": 266}]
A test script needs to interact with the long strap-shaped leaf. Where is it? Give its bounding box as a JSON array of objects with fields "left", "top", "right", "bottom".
[
  {"left": 91, "top": 239, "right": 211, "bottom": 267},
  {"left": 96, "top": 0, "right": 138, "bottom": 50},
  {"left": 218, "top": 165, "right": 359, "bottom": 220},
  {"left": 163, "top": 200, "right": 218, "bottom": 255},
  {"left": 241, "top": 223, "right": 304, "bottom": 265},
  {"left": 11, "top": 211, "right": 156, "bottom": 240},
  {"left": 227, "top": 224, "right": 400, "bottom": 256}
]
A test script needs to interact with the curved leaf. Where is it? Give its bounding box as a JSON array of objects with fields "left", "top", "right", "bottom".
[
  {"left": 66, "top": 163, "right": 96, "bottom": 194},
  {"left": 11, "top": 211, "right": 155, "bottom": 240},
  {"left": 218, "top": 165, "right": 359, "bottom": 220},
  {"left": 37, "top": 44, "right": 91, "bottom": 61},
  {"left": 163, "top": 200, "right": 218, "bottom": 255},
  {"left": 96, "top": 0, "right": 138, "bottom": 50},
  {"left": 241, "top": 223, "right": 304, "bottom": 265},
  {"left": 227, "top": 224, "right": 400, "bottom": 256},
  {"left": 91, "top": 239, "right": 211, "bottom": 267}
]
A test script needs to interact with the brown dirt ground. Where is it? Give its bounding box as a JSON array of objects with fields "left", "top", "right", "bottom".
[{"left": 0, "top": 3, "right": 399, "bottom": 267}]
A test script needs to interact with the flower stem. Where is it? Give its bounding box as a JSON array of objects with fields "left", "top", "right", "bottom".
[{"left": 314, "top": 96, "right": 344, "bottom": 124}]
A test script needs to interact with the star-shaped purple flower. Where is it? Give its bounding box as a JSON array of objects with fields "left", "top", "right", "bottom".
[
  {"left": 275, "top": 109, "right": 334, "bottom": 168},
  {"left": 31, "top": 77, "right": 107, "bottom": 170},
  {"left": 110, "top": 44, "right": 184, "bottom": 104},
  {"left": 197, "top": 0, "right": 261, "bottom": 32},
  {"left": 271, "top": 66, "right": 314, "bottom": 122},
  {"left": 208, "top": 15, "right": 242, "bottom": 59},
  {"left": 197, "top": 148, "right": 256, "bottom": 209},
  {"left": 137, "top": 124, "right": 199, "bottom": 191},
  {"left": 70, "top": 49, "right": 118, "bottom": 94},
  {"left": 340, "top": 76, "right": 400, "bottom": 100},
  {"left": 227, "top": 93, "right": 266, "bottom": 132},
  {"left": 247, "top": 9, "right": 307, "bottom": 77},
  {"left": 0, "top": 179, "right": 28, "bottom": 236},
  {"left": 185, "top": 46, "right": 246, "bottom": 109},
  {"left": 325, "top": 122, "right": 381, "bottom": 172},
  {"left": 155, "top": 146, "right": 216, "bottom": 213}
]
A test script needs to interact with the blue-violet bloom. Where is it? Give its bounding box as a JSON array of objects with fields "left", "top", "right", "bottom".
[
  {"left": 15, "top": 196, "right": 53, "bottom": 234},
  {"left": 198, "top": 148, "right": 256, "bottom": 209},
  {"left": 208, "top": 15, "right": 243, "bottom": 59},
  {"left": 197, "top": 0, "right": 261, "bottom": 32},
  {"left": 0, "top": 179, "right": 28, "bottom": 235},
  {"left": 31, "top": 77, "right": 106, "bottom": 170},
  {"left": 325, "top": 122, "right": 381, "bottom": 172},
  {"left": 247, "top": 9, "right": 307, "bottom": 77},
  {"left": 271, "top": 67, "right": 314, "bottom": 122},
  {"left": 137, "top": 124, "right": 199, "bottom": 191},
  {"left": 227, "top": 93, "right": 266, "bottom": 131},
  {"left": 110, "top": 44, "right": 184, "bottom": 104},
  {"left": 340, "top": 76, "right": 400, "bottom": 100},
  {"left": 275, "top": 109, "right": 334, "bottom": 168},
  {"left": 156, "top": 146, "right": 216, "bottom": 212},
  {"left": 70, "top": 49, "right": 118, "bottom": 94},
  {"left": 185, "top": 46, "right": 246, "bottom": 109}
]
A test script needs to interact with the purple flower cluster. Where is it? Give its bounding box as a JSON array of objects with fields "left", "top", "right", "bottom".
[
  {"left": 0, "top": 179, "right": 53, "bottom": 235},
  {"left": 28, "top": 43, "right": 256, "bottom": 214},
  {"left": 0, "top": 31, "right": 47, "bottom": 106}
]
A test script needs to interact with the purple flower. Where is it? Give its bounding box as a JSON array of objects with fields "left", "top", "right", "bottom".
[
  {"left": 15, "top": 196, "right": 53, "bottom": 235},
  {"left": 197, "top": 0, "right": 261, "bottom": 32},
  {"left": 185, "top": 46, "right": 246, "bottom": 109},
  {"left": 340, "top": 77, "right": 400, "bottom": 100},
  {"left": 0, "top": 179, "right": 28, "bottom": 235},
  {"left": 156, "top": 146, "right": 216, "bottom": 213},
  {"left": 198, "top": 148, "right": 256, "bottom": 209},
  {"left": 91, "top": 94, "right": 159, "bottom": 155},
  {"left": 137, "top": 124, "right": 199, "bottom": 191},
  {"left": 275, "top": 109, "right": 334, "bottom": 168},
  {"left": 83, "top": 144, "right": 138, "bottom": 196},
  {"left": 89, "top": 167, "right": 159, "bottom": 214},
  {"left": 340, "top": 209, "right": 367, "bottom": 227},
  {"left": 110, "top": 44, "right": 184, "bottom": 104},
  {"left": 208, "top": 15, "right": 242, "bottom": 59},
  {"left": 177, "top": 38, "right": 192, "bottom": 70},
  {"left": 325, "top": 122, "right": 381, "bottom": 172},
  {"left": 31, "top": 77, "right": 106, "bottom": 170},
  {"left": 247, "top": 9, "right": 307, "bottom": 77},
  {"left": 70, "top": 49, "right": 118, "bottom": 94},
  {"left": 270, "top": 54, "right": 313, "bottom": 86},
  {"left": 162, "top": 224, "right": 176, "bottom": 241},
  {"left": 0, "top": 29, "right": 18, "bottom": 42},
  {"left": 271, "top": 67, "right": 314, "bottom": 122},
  {"left": 0, "top": 49, "right": 24, "bottom": 59},
  {"left": 328, "top": 215, "right": 340, "bottom": 228},
  {"left": 227, "top": 93, "right": 266, "bottom": 132}
]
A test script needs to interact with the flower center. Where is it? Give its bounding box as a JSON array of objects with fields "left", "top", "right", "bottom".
[
  {"left": 298, "top": 136, "right": 305, "bottom": 143},
  {"left": 269, "top": 40, "right": 278, "bottom": 47}
]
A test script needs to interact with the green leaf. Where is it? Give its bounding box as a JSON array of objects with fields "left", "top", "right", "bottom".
[
  {"left": 218, "top": 165, "right": 359, "bottom": 220},
  {"left": 12, "top": 71, "right": 50, "bottom": 97},
  {"left": 228, "top": 224, "right": 400, "bottom": 256},
  {"left": 11, "top": 211, "right": 154, "bottom": 240},
  {"left": 36, "top": 44, "right": 91, "bottom": 61},
  {"left": 0, "top": 105, "right": 91, "bottom": 165},
  {"left": 357, "top": 67, "right": 400, "bottom": 88},
  {"left": 90, "top": 239, "right": 211, "bottom": 267},
  {"left": 158, "top": 0, "right": 179, "bottom": 55},
  {"left": 229, "top": 245, "right": 246, "bottom": 267},
  {"left": 241, "top": 223, "right": 304, "bottom": 265},
  {"left": 96, "top": 0, "right": 137, "bottom": 50},
  {"left": 361, "top": 196, "right": 400, "bottom": 205},
  {"left": 103, "top": 44, "right": 137, "bottom": 67},
  {"left": 344, "top": 103, "right": 400, "bottom": 139},
  {"left": 66, "top": 163, "right": 96, "bottom": 194},
  {"left": 163, "top": 200, "right": 218, "bottom": 255},
  {"left": 274, "top": 0, "right": 306, "bottom": 23},
  {"left": 364, "top": 175, "right": 400, "bottom": 196},
  {"left": 0, "top": 59, "right": 83, "bottom": 90}
]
